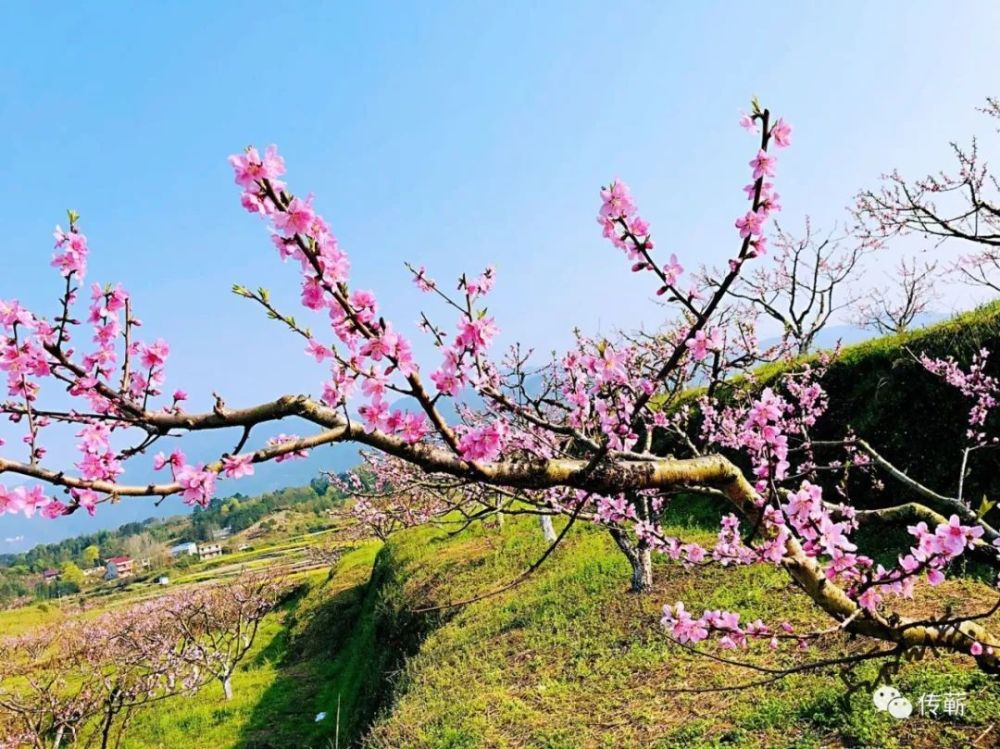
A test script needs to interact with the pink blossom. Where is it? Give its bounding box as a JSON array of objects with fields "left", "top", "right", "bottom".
[
  {"left": 399, "top": 412, "right": 428, "bottom": 444},
  {"left": 138, "top": 339, "right": 170, "bottom": 369},
  {"left": 306, "top": 339, "right": 332, "bottom": 362},
  {"left": 431, "top": 364, "right": 462, "bottom": 395},
  {"left": 228, "top": 145, "right": 285, "bottom": 189},
  {"left": 267, "top": 434, "right": 310, "bottom": 462},
  {"left": 599, "top": 181, "right": 635, "bottom": 220},
  {"left": 359, "top": 398, "right": 391, "bottom": 433},
  {"left": 660, "top": 602, "right": 709, "bottom": 644},
  {"left": 735, "top": 210, "right": 765, "bottom": 238},
  {"left": 301, "top": 277, "right": 326, "bottom": 310},
  {"left": 458, "top": 421, "right": 508, "bottom": 462},
  {"left": 350, "top": 289, "right": 378, "bottom": 324},
  {"left": 222, "top": 453, "right": 255, "bottom": 479},
  {"left": 174, "top": 464, "right": 217, "bottom": 507},
  {"left": 465, "top": 265, "right": 496, "bottom": 297},
  {"left": 412, "top": 265, "right": 436, "bottom": 292},
  {"left": 274, "top": 197, "right": 316, "bottom": 236},
  {"left": 51, "top": 227, "right": 89, "bottom": 279},
  {"left": 662, "top": 254, "right": 683, "bottom": 286},
  {"left": 685, "top": 328, "right": 723, "bottom": 361},
  {"left": 72, "top": 489, "right": 100, "bottom": 516},
  {"left": 770, "top": 118, "right": 792, "bottom": 148},
  {"left": 739, "top": 112, "right": 759, "bottom": 133},
  {"left": 456, "top": 317, "right": 499, "bottom": 352},
  {"left": 749, "top": 150, "right": 777, "bottom": 180},
  {"left": 41, "top": 500, "right": 67, "bottom": 519},
  {"left": 0, "top": 299, "right": 35, "bottom": 330}
]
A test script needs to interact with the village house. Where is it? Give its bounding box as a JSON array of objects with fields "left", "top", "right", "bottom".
[
  {"left": 104, "top": 555, "right": 134, "bottom": 579},
  {"left": 169, "top": 541, "right": 198, "bottom": 557},
  {"left": 197, "top": 543, "right": 223, "bottom": 561},
  {"left": 42, "top": 568, "right": 59, "bottom": 583}
]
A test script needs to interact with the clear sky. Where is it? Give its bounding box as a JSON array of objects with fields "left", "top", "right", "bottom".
[{"left": 2, "top": 2, "right": 999, "bottom": 549}]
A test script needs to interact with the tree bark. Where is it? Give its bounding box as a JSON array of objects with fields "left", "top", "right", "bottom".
[
  {"left": 539, "top": 514, "right": 557, "bottom": 543},
  {"left": 608, "top": 528, "right": 653, "bottom": 593},
  {"left": 222, "top": 675, "right": 233, "bottom": 701}
]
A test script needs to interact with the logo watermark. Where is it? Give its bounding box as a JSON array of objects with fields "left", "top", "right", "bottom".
[{"left": 872, "top": 686, "right": 968, "bottom": 720}]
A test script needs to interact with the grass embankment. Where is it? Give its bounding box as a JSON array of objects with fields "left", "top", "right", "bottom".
[
  {"left": 122, "top": 541, "right": 381, "bottom": 749},
  {"left": 352, "top": 508, "right": 1000, "bottom": 749}
]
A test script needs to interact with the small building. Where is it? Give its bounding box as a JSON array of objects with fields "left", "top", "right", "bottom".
[
  {"left": 83, "top": 566, "right": 104, "bottom": 578},
  {"left": 105, "top": 555, "right": 134, "bottom": 579},
  {"left": 42, "top": 568, "right": 59, "bottom": 582},
  {"left": 157, "top": 576, "right": 170, "bottom": 586},
  {"left": 211, "top": 527, "right": 232, "bottom": 541},
  {"left": 198, "top": 543, "right": 223, "bottom": 561},
  {"left": 237, "top": 543, "right": 252, "bottom": 552},
  {"left": 169, "top": 542, "right": 198, "bottom": 558}
]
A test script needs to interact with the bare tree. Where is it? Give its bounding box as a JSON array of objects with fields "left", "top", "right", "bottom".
[
  {"left": 853, "top": 257, "right": 940, "bottom": 335},
  {"left": 854, "top": 98, "right": 1000, "bottom": 291},
  {"left": 729, "top": 219, "right": 870, "bottom": 354}
]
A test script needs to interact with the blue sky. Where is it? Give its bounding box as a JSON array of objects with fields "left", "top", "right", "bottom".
[{"left": 2, "top": 2, "right": 999, "bottom": 549}]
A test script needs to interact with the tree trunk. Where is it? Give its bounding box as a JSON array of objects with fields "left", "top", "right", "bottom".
[
  {"left": 608, "top": 528, "right": 653, "bottom": 593},
  {"left": 539, "top": 514, "right": 557, "bottom": 543},
  {"left": 222, "top": 675, "right": 233, "bottom": 700}
]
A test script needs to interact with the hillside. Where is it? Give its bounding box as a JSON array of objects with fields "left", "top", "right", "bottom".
[{"left": 106, "top": 505, "right": 1000, "bottom": 749}]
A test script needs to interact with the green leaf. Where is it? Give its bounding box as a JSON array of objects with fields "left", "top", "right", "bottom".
[{"left": 976, "top": 494, "right": 996, "bottom": 520}]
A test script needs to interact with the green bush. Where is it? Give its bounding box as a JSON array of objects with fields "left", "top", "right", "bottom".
[{"left": 661, "top": 302, "right": 1000, "bottom": 514}]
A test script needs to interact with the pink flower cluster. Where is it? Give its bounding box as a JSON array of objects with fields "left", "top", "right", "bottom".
[
  {"left": 661, "top": 601, "right": 778, "bottom": 650},
  {"left": 426, "top": 267, "right": 502, "bottom": 399},
  {"left": 232, "top": 145, "right": 406, "bottom": 409},
  {"left": 222, "top": 453, "right": 254, "bottom": 479},
  {"left": 75, "top": 422, "right": 122, "bottom": 483},
  {"left": 457, "top": 421, "right": 509, "bottom": 462},
  {"left": 153, "top": 449, "right": 216, "bottom": 508},
  {"left": 732, "top": 114, "right": 791, "bottom": 262},
  {"left": 358, "top": 399, "right": 430, "bottom": 444},
  {"left": 0, "top": 485, "right": 65, "bottom": 519},
  {"left": 266, "top": 434, "right": 310, "bottom": 463},
  {"left": 921, "top": 348, "right": 998, "bottom": 444},
  {"left": 51, "top": 225, "right": 89, "bottom": 279},
  {"left": 596, "top": 182, "right": 692, "bottom": 300},
  {"left": 231, "top": 144, "right": 498, "bottom": 450},
  {"left": 83, "top": 284, "right": 129, "bottom": 385}
]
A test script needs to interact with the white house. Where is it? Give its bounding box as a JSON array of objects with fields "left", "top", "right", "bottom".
[
  {"left": 198, "top": 543, "right": 223, "bottom": 560},
  {"left": 169, "top": 542, "right": 198, "bottom": 558}
]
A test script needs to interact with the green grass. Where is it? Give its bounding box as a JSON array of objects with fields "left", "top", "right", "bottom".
[
  {"left": 0, "top": 600, "right": 66, "bottom": 634},
  {"left": 122, "top": 542, "right": 380, "bottom": 749},
  {"left": 356, "top": 516, "right": 1000, "bottom": 749},
  {"left": 7, "top": 512, "right": 1000, "bottom": 748}
]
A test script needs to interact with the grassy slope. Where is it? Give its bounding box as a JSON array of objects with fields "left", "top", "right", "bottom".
[
  {"left": 10, "top": 508, "right": 999, "bottom": 748},
  {"left": 358, "top": 511, "right": 1000, "bottom": 749},
  {"left": 119, "top": 542, "right": 381, "bottom": 749}
]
